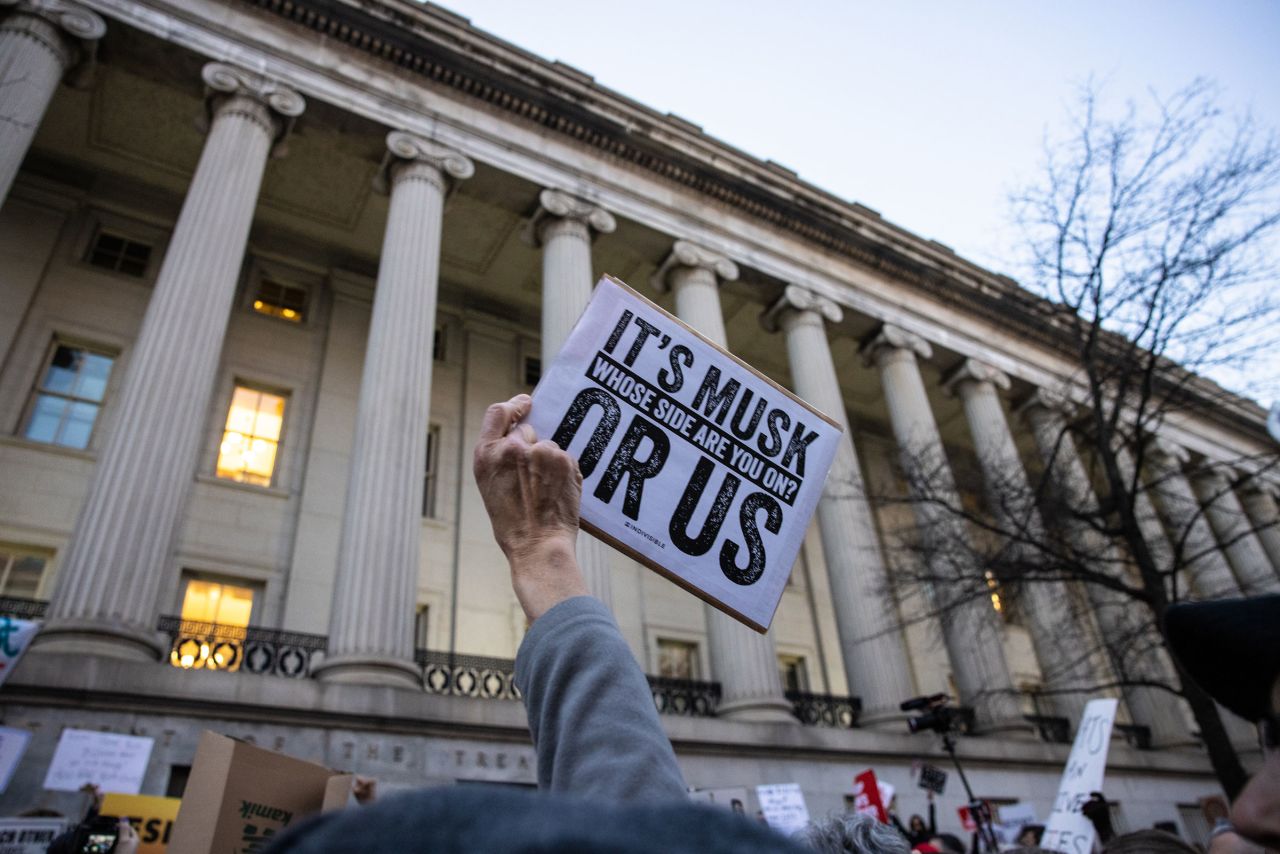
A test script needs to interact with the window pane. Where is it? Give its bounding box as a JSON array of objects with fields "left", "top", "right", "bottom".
[
  {"left": 43, "top": 346, "right": 81, "bottom": 394},
  {"left": 181, "top": 580, "right": 254, "bottom": 628},
  {"left": 77, "top": 354, "right": 114, "bottom": 402},
  {"left": 218, "top": 386, "right": 286, "bottom": 486},
  {"left": 24, "top": 395, "right": 67, "bottom": 444},
  {"left": 225, "top": 388, "right": 260, "bottom": 434},
  {"left": 59, "top": 402, "right": 99, "bottom": 449},
  {"left": 254, "top": 395, "right": 285, "bottom": 441},
  {"left": 658, "top": 640, "right": 697, "bottom": 680},
  {"left": 245, "top": 437, "right": 278, "bottom": 481},
  {"left": 4, "top": 556, "right": 46, "bottom": 598}
]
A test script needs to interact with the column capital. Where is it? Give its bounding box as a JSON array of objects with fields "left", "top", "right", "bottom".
[
  {"left": 374, "top": 130, "right": 474, "bottom": 195},
  {"left": 0, "top": 0, "right": 105, "bottom": 72},
  {"left": 1015, "top": 388, "right": 1077, "bottom": 423},
  {"left": 760, "top": 283, "right": 842, "bottom": 333},
  {"left": 1145, "top": 436, "right": 1190, "bottom": 466},
  {"left": 650, "top": 239, "right": 738, "bottom": 293},
  {"left": 524, "top": 188, "right": 616, "bottom": 247},
  {"left": 942, "top": 357, "right": 1011, "bottom": 398},
  {"left": 201, "top": 62, "right": 305, "bottom": 153},
  {"left": 859, "top": 322, "right": 932, "bottom": 367}
]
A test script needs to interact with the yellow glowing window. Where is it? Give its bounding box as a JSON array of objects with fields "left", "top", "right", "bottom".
[
  {"left": 172, "top": 580, "right": 255, "bottom": 671},
  {"left": 984, "top": 570, "right": 1003, "bottom": 613},
  {"left": 180, "top": 579, "right": 254, "bottom": 627},
  {"left": 251, "top": 279, "right": 307, "bottom": 323},
  {"left": 217, "top": 386, "right": 286, "bottom": 486}
]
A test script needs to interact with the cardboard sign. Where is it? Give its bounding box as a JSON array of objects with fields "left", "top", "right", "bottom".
[
  {"left": 0, "top": 727, "right": 31, "bottom": 793},
  {"left": 102, "top": 793, "right": 182, "bottom": 854},
  {"left": 168, "top": 731, "right": 352, "bottom": 854},
  {"left": 917, "top": 763, "right": 947, "bottom": 795},
  {"left": 688, "top": 786, "right": 751, "bottom": 815},
  {"left": 42, "top": 728, "right": 154, "bottom": 794},
  {"left": 852, "top": 769, "right": 888, "bottom": 823},
  {"left": 526, "top": 276, "right": 842, "bottom": 631},
  {"left": 756, "top": 783, "right": 810, "bottom": 836},
  {"left": 1041, "top": 698, "right": 1119, "bottom": 854},
  {"left": 0, "top": 617, "right": 39, "bottom": 688},
  {"left": 0, "top": 818, "right": 71, "bottom": 853}
]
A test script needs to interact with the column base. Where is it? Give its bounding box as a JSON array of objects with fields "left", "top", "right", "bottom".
[
  {"left": 31, "top": 617, "right": 165, "bottom": 662},
  {"left": 717, "top": 696, "right": 798, "bottom": 724},
  {"left": 312, "top": 653, "right": 422, "bottom": 689}
]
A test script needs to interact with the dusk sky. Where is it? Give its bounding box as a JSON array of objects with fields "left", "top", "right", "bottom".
[{"left": 432, "top": 1, "right": 1280, "bottom": 405}]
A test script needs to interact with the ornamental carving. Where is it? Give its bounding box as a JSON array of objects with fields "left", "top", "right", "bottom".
[
  {"left": 1, "top": 0, "right": 106, "bottom": 41},
  {"left": 200, "top": 62, "right": 305, "bottom": 149},
  {"left": 1145, "top": 436, "right": 1190, "bottom": 466},
  {"left": 943, "top": 357, "right": 1011, "bottom": 396},
  {"left": 525, "top": 188, "right": 616, "bottom": 247},
  {"left": 760, "top": 284, "right": 843, "bottom": 332},
  {"left": 1, "top": 0, "right": 105, "bottom": 75},
  {"left": 375, "top": 130, "right": 474, "bottom": 193},
  {"left": 859, "top": 323, "right": 933, "bottom": 366},
  {"left": 650, "top": 239, "right": 738, "bottom": 293}
]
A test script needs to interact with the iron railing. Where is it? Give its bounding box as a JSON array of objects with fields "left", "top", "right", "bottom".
[
  {"left": 157, "top": 616, "right": 327, "bottom": 678},
  {"left": 1025, "top": 713, "right": 1072, "bottom": 744},
  {"left": 785, "top": 691, "right": 862, "bottom": 728},
  {"left": 0, "top": 596, "right": 47, "bottom": 619},
  {"left": 415, "top": 649, "right": 521, "bottom": 700},
  {"left": 649, "top": 676, "right": 722, "bottom": 717}
]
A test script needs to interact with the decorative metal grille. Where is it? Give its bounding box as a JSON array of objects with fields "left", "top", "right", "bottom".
[
  {"left": 785, "top": 690, "right": 862, "bottom": 728},
  {"left": 157, "top": 616, "right": 326, "bottom": 678},
  {"left": 416, "top": 649, "right": 521, "bottom": 700},
  {"left": 0, "top": 596, "right": 47, "bottom": 619},
  {"left": 648, "top": 676, "right": 722, "bottom": 717},
  {"left": 1025, "top": 713, "right": 1072, "bottom": 744}
]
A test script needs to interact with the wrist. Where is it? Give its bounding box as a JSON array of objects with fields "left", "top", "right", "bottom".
[{"left": 507, "top": 536, "right": 589, "bottom": 622}]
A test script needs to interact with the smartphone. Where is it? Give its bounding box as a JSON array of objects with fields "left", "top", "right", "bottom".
[{"left": 81, "top": 831, "right": 117, "bottom": 853}]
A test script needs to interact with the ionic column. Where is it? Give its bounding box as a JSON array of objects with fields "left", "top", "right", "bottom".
[
  {"left": 35, "top": 64, "right": 304, "bottom": 658},
  {"left": 1190, "top": 467, "right": 1280, "bottom": 594},
  {"left": 314, "top": 132, "right": 473, "bottom": 687},
  {"left": 1237, "top": 479, "right": 1280, "bottom": 577},
  {"left": 761, "top": 285, "right": 913, "bottom": 724},
  {"left": 527, "top": 189, "right": 617, "bottom": 605},
  {"left": 943, "top": 360, "right": 1090, "bottom": 726},
  {"left": 1018, "top": 391, "right": 1191, "bottom": 745},
  {"left": 859, "top": 325, "right": 1023, "bottom": 732},
  {"left": 651, "top": 240, "right": 794, "bottom": 723},
  {"left": 0, "top": 0, "right": 104, "bottom": 207},
  {"left": 1144, "top": 440, "right": 1241, "bottom": 599}
]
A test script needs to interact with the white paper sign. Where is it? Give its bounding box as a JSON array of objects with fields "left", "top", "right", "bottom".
[
  {"left": 0, "top": 818, "right": 71, "bottom": 853},
  {"left": 526, "top": 276, "right": 842, "bottom": 631},
  {"left": 0, "top": 727, "right": 31, "bottom": 793},
  {"left": 42, "top": 728, "right": 154, "bottom": 794},
  {"left": 756, "top": 783, "right": 811, "bottom": 836},
  {"left": 0, "top": 617, "right": 39, "bottom": 688},
  {"left": 1041, "top": 698, "right": 1119, "bottom": 854},
  {"left": 689, "top": 786, "right": 751, "bottom": 814},
  {"left": 999, "top": 801, "right": 1039, "bottom": 827}
]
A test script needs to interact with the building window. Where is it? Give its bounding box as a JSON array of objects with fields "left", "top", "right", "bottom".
[
  {"left": 779, "top": 654, "right": 810, "bottom": 693},
  {"left": 86, "top": 230, "right": 152, "bottom": 277},
  {"left": 657, "top": 638, "right": 699, "bottom": 680},
  {"left": 251, "top": 278, "right": 307, "bottom": 323},
  {"left": 414, "top": 606, "right": 430, "bottom": 650},
  {"left": 0, "top": 546, "right": 50, "bottom": 600},
  {"left": 423, "top": 425, "right": 441, "bottom": 518},
  {"left": 22, "top": 343, "right": 115, "bottom": 449},
  {"left": 984, "top": 570, "right": 1022, "bottom": 625},
  {"left": 523, "top": 356, "right": 541, "bottom": 387},
  {"left": 171, "top": 578, "right": 256, "bottom": 671},
  {"left": 433, "top": 326, "right": 447, "bottom": 362},
  {"left": 217, "top": 385, "right": 286, "bottom": 486}
]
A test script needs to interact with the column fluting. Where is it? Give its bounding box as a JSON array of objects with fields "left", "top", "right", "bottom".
[
  {"left": 1190, "top": 467, "right": 1279, "bottom": 594},
  {"left": 1238, "top": 479, "right": 1280, "bottom": 577}
]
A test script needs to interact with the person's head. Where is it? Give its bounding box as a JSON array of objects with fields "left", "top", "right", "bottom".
[
  {"left": 799, "top": 812, "right": 911, "bottom": 854},
  {"left": 1102, "top": 829, "right": 1197, "bottom": 854},
  {"left": 931, "top": 833, "right": 966, "bottom": 854},
  {"left": 1016, "top": 825, "right": 1044, "bottom": 846},
  {"left": 909, "top": 814, "right": 926, "bottom": 833},
  {"left": 1165, "top": 595, "right": 1280, "bottom": 850}
]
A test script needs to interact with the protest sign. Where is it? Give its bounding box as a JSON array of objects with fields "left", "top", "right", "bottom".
[
  {"left": 688, "top": 786, "right": 751, "bottom": 814},
  {"left": 0, "top": 617, "right": 38, "bottom": 688},
  {"left": 1041, "top": 698, "right": 1119, "bottom": 854},
  {"left": 756, "top": 783, "right": 810, "bottom": 836},
  {"left": 917, "top": 763, "right": 947, "bottom": 794},
  {"left": 0, "top": 727, "right": 30, "bottom": 793},
  {"left": 42, "top": 728, "right": 154, "bottom": 794},
  {"left": 852, "top": 769, "right": 888, "bottom": 822},
  {"left": 999, "top": 801, "right": 1039, "bottom": 827},
  {"left": 102, "top": 793, "right": 182, "bottom": 854},
  {"left": 0, "top": 817, "right": 70, "bottom": 854},
  {"left": 526, "top": 276, "right": 842, "bottom": 631}
]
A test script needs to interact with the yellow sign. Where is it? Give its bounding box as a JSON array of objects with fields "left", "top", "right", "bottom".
[{"left": 101, "top": 793, "right": 181, "bottom": 854}]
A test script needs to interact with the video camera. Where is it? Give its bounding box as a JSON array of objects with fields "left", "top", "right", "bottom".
[{"left": 900, "top": 693, "right": 958, "bottom": 735}]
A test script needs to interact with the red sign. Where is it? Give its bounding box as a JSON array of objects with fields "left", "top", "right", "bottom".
[
  {"left": 853, "top": 769, "right": 888, "bottom": 823},
  {"left": 957, "top": 805, "right": 977, "bottom": 832}
]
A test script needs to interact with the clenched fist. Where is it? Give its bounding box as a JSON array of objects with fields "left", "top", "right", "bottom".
[{"left": 473, "top": 394, "right": 589, "bottom": 622}]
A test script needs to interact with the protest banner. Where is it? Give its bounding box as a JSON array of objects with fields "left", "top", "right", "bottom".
[
  {"left": 688, "top": 786, "right": 751, "bottom": 815},
  {"left": 0, "top": 727, "right": 30, "bottom": 794},
  {"left": 42, "top": 728, "right": 154, "bottom": 795},
  {"left": 0, "top": 817, "right": 70, "bottom": 854},
  {"left": 917, "top": 763, "right": 947, "bottom": 795},
  {"left": 0, "top": 617, "right": 38, "bottom": 689},
  {"left": 526, "top": 275, "right": 842, "bottom": 631},
  {"left": 852, "top": 769, "right": 888, "bottom": 822},
  {"left": 755, "top": 783, "right": 810, "bottom": 836},
  {"left": 102, "top": 793, "right": 183, "bottom": 854},
  {"left": 1041, "top": 698, "right": 1119, "bottom": 854}
]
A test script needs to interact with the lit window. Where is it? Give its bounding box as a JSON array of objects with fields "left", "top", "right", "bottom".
[
  {"left": 251, "top": 279, "right": 307, "bottom": 323},
  {"left": 171, "top": 579, "right": 255, "bottom": 671},
  {"left": 657, "top": 638, "right": 698, "bottom": 680},
  {"left": 217, "top": 386, "right": 286, "bottom": 486},
  {"left": 86, "top": 230, "right": 151, "bottom": 277},
  {"left": 0, "top": 546, "right": 50, "bottom": 599},
  {"left": 180, "top": 579, "right": 254, "bottom": 627},
  {"left": 984, "top": 570, "right": 1003, "bottom": 614},
  {"left": 778, "top": 654, "right": 809, "bottom": 693},
  {"left": 423, "top": 425, "right": 440, "bottom": 518},
  {"left": 23, "top": 343, "right": 115, "bottom": 449}
]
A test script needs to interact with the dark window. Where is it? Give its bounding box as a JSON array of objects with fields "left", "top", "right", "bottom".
[
  {"left": 165, "top": 765, "right": 190, "bottom": 798},
  {"left": 524, "top": 356, "right": 541, "bottom": 387},
  {"left": 433, "top": 326, "right": 447, "bottom": 362},
  {"left": 23, "top": 343, "right": 115, "bottom": 449},
  {"left": 423, "top": 425, "right": 440, "bottom": 518},
  {"left": 87, "top": 231, "right": 152, "bottom": 277},
  {"left": 252, "top": 279, "right": 307, "bottom": 323}
]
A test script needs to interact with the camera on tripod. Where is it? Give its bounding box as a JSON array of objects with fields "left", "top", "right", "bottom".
[{"left": 900, "top": 693, "right": 957, "bottom": 735}]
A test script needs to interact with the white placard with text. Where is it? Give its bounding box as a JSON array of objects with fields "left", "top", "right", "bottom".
[
  {"left": 1042, "top": 698, "right": 1119, "bottom": 854},
  {"left": 42, "top": 728, "right": 154, "bottom": 795},
  {"left": 756, "top": 783, "right": 811, "bottom": 836}
]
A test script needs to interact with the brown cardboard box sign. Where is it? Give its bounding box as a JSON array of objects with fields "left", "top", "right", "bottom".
[{"left": 168, "top": 731, "right": 352, "bottom": 853}]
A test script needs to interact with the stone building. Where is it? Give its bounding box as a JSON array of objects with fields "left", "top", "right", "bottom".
[{"left": 1, "top": 0, "right": 1277, "bottom": 839}]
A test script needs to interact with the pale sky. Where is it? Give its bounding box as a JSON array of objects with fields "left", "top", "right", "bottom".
[{"left": 431, "top": 1, "right": 1280, "bottom": 403}]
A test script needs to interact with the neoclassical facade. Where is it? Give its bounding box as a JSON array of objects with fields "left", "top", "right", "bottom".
[{"left": 2, "top": 0, "right": 1277, "bottom": 837}]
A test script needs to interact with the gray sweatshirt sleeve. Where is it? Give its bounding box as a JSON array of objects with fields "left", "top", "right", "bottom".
[{"left": 514, "top": 595, "right": 688, "bottom": 802}]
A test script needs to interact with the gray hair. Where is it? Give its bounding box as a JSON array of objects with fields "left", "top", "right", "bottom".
[{"left": 797, "top": 812, "right": 913, "bottom": 854}]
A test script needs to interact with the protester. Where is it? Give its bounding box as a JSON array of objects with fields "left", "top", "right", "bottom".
[
  {"left": 1102, "top": 829, "right": 1198, "bottom": 854},
  {"left": 891, "top": 791, "right": 937, "bottom": 847},
  {"left": 799, "top": 811, "right": 912, "bottom": 854},
  {"left": 1082, "top": 792, "right": 1116, "bottom": 844},
  {"left": 1165, "top": 595, "right": 1280, "bottom": 851},
  {"left": 266, "top": 394, "right": 810, "bottom": 852}
]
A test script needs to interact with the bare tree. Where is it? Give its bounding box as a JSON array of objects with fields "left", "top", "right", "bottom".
[{"left": 876, "top": 81, "right": 1280, "bottom": 799}]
